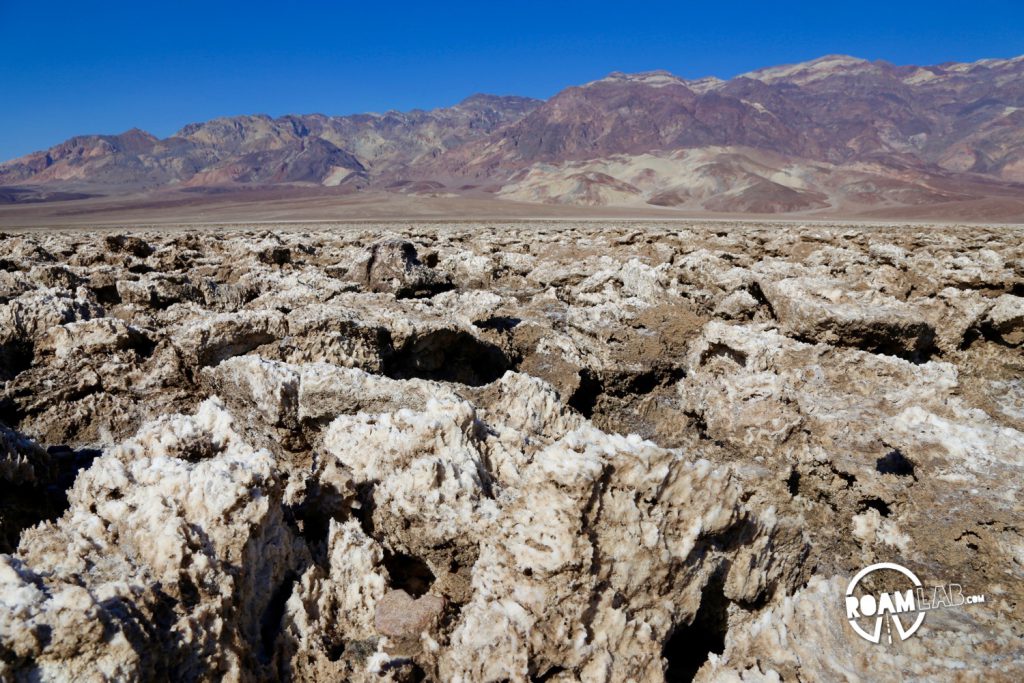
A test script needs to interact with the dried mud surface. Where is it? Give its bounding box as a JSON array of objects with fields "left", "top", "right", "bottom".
[{"left": 1, "top": 222, "right": 1022, "bottom": 682}]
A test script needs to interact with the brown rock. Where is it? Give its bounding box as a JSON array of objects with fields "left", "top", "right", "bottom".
[
  {"left": 374, "top": 589, "right": 445, "bottom": 639},
  {"left": 986, "top": 294, "right": 1024, "bottom": 346}
]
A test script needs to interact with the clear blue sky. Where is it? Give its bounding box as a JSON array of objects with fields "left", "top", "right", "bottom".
[{"left": 1, "top": 0, "right": 1022, "bottom": 161}]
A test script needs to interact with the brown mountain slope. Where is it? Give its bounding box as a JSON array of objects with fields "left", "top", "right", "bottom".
[
  {"left": 429, "top": 55, "right": 1024, "bottom": 178},
  {"left": 2, "top": 54, "right": 1023, "bottom": 217},
  {"left": 0, "top": 95, "right": 540, "bottom": 195},
  {"left": 419, "top": 55, "right": 1024, "bottom": 213}
]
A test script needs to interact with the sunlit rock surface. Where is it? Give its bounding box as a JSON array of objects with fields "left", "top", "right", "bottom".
[{"left": 0, "top": 222, "right": 1022, "bottom": 681}]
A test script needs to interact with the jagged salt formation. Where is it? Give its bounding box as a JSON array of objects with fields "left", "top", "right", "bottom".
[
  {"left": 0, "top": 223, "right": 1022, "bottom": 681},
  {"left": 2, "top": 367, "right": 781, "bottom": 682}
]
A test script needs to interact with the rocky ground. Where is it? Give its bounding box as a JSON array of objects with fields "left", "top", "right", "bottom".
[{"left": 0, "top": 221, "right": 1022, "bottom": 682}]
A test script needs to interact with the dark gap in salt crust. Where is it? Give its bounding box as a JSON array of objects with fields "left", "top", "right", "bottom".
[
  {"left": 259, "top": 572, "right": 297, "bottom": 663},
  {"left": 383, "top": 329, "right": 510, "bottom": 386},
  {"left": 876, "top": 449, "right": 915, "bottom": 478},
  {"left": 859, "top": 498, "right": 892, "bottom": 517},
  {"left": 568, "top": 369, "right": 603, "bottom": 418},
  {"left": 382, "top": 549, "right": 436, "bottom": 598},
  {"left": 663, "top": 572, "right": 729, "bottom": 682}
]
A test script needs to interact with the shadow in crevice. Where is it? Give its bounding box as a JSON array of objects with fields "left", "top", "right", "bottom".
[
  {"left": 663, "top": 572, "right": 729, "bottom": 682},
  {"left": 0, "top": 340, "right": 34, "bottom": 381},
  {"left": 858, "top": 497, "right": 892, "bottom": 517},
  {"left": 699, "top": 342, "right": 748, "bottom": 368},
  {"left": 876, "top": 449, "right": 915, "bottom": 478},
  {"left": 0, "top": 442, "right": 100, "bottom": 553},
  {"left": 793, "top": 329, "right": 936, "bottom": 364},
  {"left": 531, "top": 665, "right": 568, "bottom": 682},
  {"left": 617, "top": 367, "right": 686, "bottom": 395},
  {"left": 382, "top": 549, "right": 435, "bottom": 598},
  {"left": 259, "top": 572, "right": 297, "bottom": 663},
  {"left": 568, "top": 369, "right": 603, "bottom": 418},
  {"left": 786, "top": 468, "right": 801, "bottom": 497},
  {"left": 472, "top": 316, "right": 522, "bottom": 332},
  {"left": 383, "top": 329, "right": 510, "bottom": 386},
  {"left": 972, "top": 319, "right": 1023, "bottom": 350}
]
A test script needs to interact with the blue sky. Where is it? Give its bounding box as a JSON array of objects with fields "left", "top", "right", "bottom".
[{"left": 1, "top": 0, "right": 1022, "bottom": 161}]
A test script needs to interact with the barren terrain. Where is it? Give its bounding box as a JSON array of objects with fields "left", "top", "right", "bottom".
[
  {"left": 5, "top": 54, "right": 1024, "bottom": 222},
  {"left": 1, "top": 221, "right": 1022, "bottom": 681}
]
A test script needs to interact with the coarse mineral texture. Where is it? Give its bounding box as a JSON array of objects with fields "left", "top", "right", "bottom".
[{"left": 0, "top": 222, "right": 1021, "bottom": 682}]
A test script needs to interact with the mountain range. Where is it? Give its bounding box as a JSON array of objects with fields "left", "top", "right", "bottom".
[{"left": 3, "top": 54, "right": 1024, "bottom": 219}]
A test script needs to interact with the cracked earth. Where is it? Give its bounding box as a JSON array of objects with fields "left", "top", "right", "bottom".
[{"left": 0, "top": 222, "right": 1022, "bottom": 682}]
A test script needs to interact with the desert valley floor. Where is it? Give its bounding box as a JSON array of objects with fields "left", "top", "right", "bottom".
[{"left": 0, "top": 221, "right": 1022, "bottom": 682}]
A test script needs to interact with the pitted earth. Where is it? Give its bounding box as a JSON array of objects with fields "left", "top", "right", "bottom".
[{"left": 0, "top": 222, "right": 1022, "bottom": 682}]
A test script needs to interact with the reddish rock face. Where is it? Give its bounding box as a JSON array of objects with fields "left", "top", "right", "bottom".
[
  {"left": 374, "top": 590, "right": 446, "bottom": 639},
  {"left": 428, "top": 57, "right": 1024, "bottom": 180},
  {"left": 0, "top": 95, "right": 541, "bottom": 193},
  {"left": 2, "top": 54, "right": 1023, "bottom": 215}
]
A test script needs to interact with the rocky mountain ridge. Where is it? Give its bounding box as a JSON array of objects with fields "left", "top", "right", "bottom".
[{"left": 2, "top": 54, "right": 1024, "bottom": 215}]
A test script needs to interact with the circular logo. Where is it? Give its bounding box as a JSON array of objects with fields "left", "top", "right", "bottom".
[{"left": 845, "top": 562, "right": 925, "bottom": 644}]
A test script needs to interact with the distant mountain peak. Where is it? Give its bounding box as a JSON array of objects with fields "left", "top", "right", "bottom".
[
  {"left": 458, "top": 93, "right": 540, "bottom": 107},
  {"left": 3, "top": 52, "right": 1023, "bottom": 219},
  {"left": 121, "top": 127, "right": 156, "bottom": 139},
  {"left": 741, "top": 54, "right": 875, "bottom": 84},
  {"left": 588, "top": 70, "right": 689, "bottom": 88}
]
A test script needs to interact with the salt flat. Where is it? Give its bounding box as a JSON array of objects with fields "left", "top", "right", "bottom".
[{"left": 1, "top": 222, "right": 1022, "bottom": 681}]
